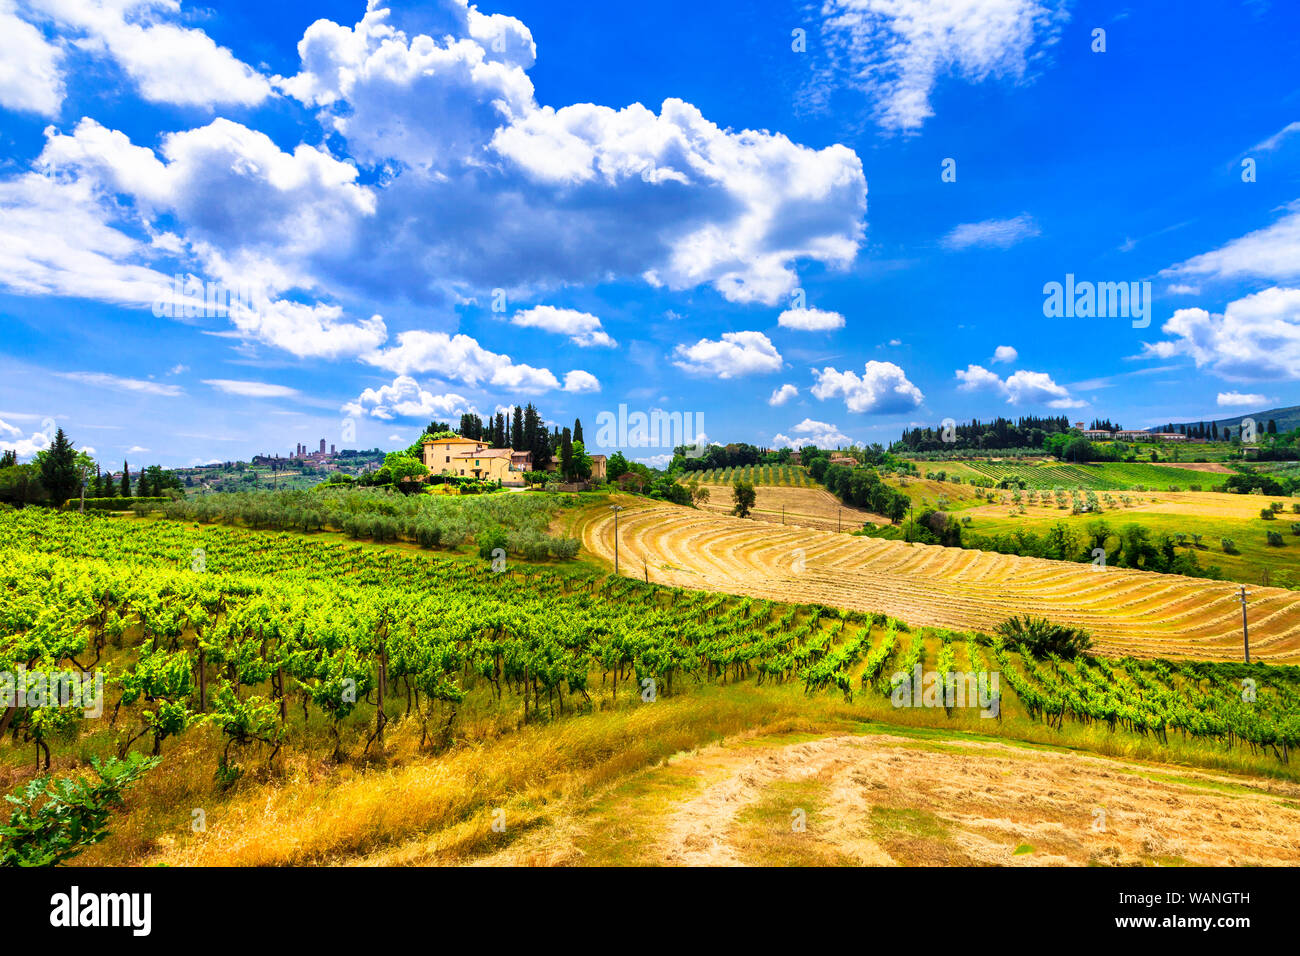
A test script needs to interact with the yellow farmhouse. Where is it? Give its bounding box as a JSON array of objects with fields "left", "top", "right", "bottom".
[
  {"left": 421, "top": 435, "right": 607, "bottom": 486},
  {"left": 421, "top": 437, "right": 523, "bottom": 485}
]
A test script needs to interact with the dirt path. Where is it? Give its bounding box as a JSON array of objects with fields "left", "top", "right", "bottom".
[{"left": 478, "top": 731, "right": 1300, "bottom": 867}]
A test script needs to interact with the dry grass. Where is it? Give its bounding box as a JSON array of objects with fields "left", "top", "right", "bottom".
[
  {"left": 52, "top": 676, "right": 1300, "bottom": 867},
  {"left": 111, "top": 689, "right": 847, "bottom": 866},
  {"left": 691, "top": 483, "right": 883, "bottom": 531},
  {"left": 476, "top": 730, "right": 1300, "bottom": 867}
]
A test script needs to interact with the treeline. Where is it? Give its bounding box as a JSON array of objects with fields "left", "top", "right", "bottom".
[
  {"left": 862, "top": 511, "right": 1223, "bottom": 580},
  {"left": 1152, "top": 419, "right": 1280, "bottom": 440},
  {"left": 674, "top": 442, "right": 770, "bottom": 473},
  {"left": 894, "top": 416, "right": 1073, "bottom": 453},
  {"left": 0, "top": 433, "right": 180, "bottom": 508},
  {"left": 803, "top": 448, "right": 910, "bottom": 522},
  {"left": 1224, "top": 471, "right": 1300, "bottom": 496}
]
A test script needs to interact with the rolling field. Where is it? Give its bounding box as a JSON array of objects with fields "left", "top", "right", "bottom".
[
  {"left": 682, "top": 464, "right": 815, "bottom": 487},
  {"left": 886, "top": 476, "right": 986, "bottom": 510},
  {"left": 576, "top": 501, "right": 1300, "bottom": 662},
  {"left": 691, "top": 483, "right": 882, "bottom": 531},
  {"left": 936, "top": 460, "right": 1232, "bottom": 490},
  {"left": 960, "top": 490, "right": 1300, "bottom": 587}
]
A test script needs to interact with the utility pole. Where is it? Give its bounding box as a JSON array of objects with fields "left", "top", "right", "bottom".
[
  {"left": 1240, "top": 585, "right": 1250, "bottom": 664},
  {"left": 610, "top": 504, "right": 624, "bottom": 575},
  {"left": 838, "top": 506, "right": 841, "bottom": 532}
]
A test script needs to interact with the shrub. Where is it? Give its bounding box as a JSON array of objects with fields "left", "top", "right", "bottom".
[
  {"left": 477, "top": 526, "right": 508, "bottom": 560},
  {"left": 0, "top": 754, "right": 158, "bottom": 866},
  {"left": 995, "top": 615, "right": 1093, "bottom": 659},
  {"left": 1221, "top": 537, "right": 1238, "bottom": 554},
  {"left": 1291, "top": 523, "right": 1300, "bottom": 536},
  {"left": 1267, "top": 531, "right": 1285, "bottom": 547},
  {"left": 548, "top": 535, "right": 581, "bottom": 559},
  {"left": 1261, "top": 508, "right": 1276, "bottom": 520},
  {"left": 413, "top": 520, "right": 442, "bottom": 548}
]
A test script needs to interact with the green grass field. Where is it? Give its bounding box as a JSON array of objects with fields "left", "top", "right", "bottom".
[
  {"left": 682, "top": 464, "right": 815, "bottom": 487},
  {"left": 1090, "top": 441, "right": 1247, "bottom": 463},
  {"left": 963, "top": 508, "right": 1300, "bottom": 587},
  {"left": 933, "top": 460, "right": 1231, "bottom": 491}
]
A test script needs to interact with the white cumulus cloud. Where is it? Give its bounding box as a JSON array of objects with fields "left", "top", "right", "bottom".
[
  {"left": 1163, "top": 202, "right": 1300, "bottom": 284},
  {"left": 562, "top": 369, "right": 601, "bottom": 393},
  {"left": 1217, "top": 391, "right": 1269, "bottom": 408},
  {"left": 0, "top": 0, "right": 65, "bottom": 116},
  {"left": 811, "top": 361, "right": 923, "bottom": 413},
  {"left": 364, "top": 329, "right": 567, "bottom": 394},
  {"left": 510, "top": 305, "right": 615, "bottom": 347},
  {"left": 769, "top": 383, "right": 799, "bottom": 406},
  {"left": 343, "top": 376, "right": 473, "bottom": 421},
  {"left": 31, "top": 0, "right": 273, "bottom": 107},
  {"left": 955, "top": 364, "right": 1084, "bottom": 408},
  {"left": 772, "top": 418, "right": 854, "bottom": 448},
  {"left": 1142, "top": 287, "right": 1300, "bottom": 381},
  {"left": 778, "top": 307, "right": 846, "bottom": 331},
  {"left": 673, "top": 331, "right": 783, "bottom": 379}
]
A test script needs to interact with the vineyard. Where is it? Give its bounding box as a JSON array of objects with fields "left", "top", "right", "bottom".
[
  {"left": 4, "top": 506, "right": 1300, "bottom": 868},
  {"left": 682, "top": 464, "right": 815, "bottom": 487},
  {"left": 3, "top": 508, "right": 1298, "bottom": 769},
  {"left": 0, "top": 509, "right": 895, "bottom": 772},
  {"left": 577, "top": 503, "right": 1300, "bottom": 662},
  {"left": 939, "top": 461, "right": 1232, "bottom": 491}
]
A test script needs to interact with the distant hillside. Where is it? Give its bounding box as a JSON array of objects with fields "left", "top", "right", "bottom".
[{"left": 1148, "top": 404, "right": 1300, "bottom": 435}]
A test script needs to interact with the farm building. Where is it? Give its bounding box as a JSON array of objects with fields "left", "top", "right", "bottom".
[
  {"left": 1082, "top": 429, "right": 1188, "bottom": 442},
  {"left": 421, "top": 437, "right": 527, "bottom": 485}
]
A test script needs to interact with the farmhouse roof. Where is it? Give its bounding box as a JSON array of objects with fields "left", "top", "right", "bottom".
[{"left": 451, "top": 448, "right": 512, "bottom": 459}]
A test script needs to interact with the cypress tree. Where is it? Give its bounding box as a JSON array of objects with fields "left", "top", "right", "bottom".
[
  {"left": 560, "top": 427, "right": 574, "bottom": 480},
  {"left": 121, "top": 462, "right": 131, "bottom": 498},
  {"left": 39, "top": 428, "right": 80, "bottom": 507}
]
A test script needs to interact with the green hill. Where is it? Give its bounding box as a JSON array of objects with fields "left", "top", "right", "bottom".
[{"left": 1149, "top": 404, "right": 1300, "bottom": 435}]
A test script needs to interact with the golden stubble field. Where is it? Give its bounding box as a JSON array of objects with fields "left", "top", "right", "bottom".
[
  {"left": 575, "top": 501, "right": 1300, "bottom": 662},
  {"left": 964, "top": 488, "right": 1284, "bottom": 521},
  {"left": 690, "top": 482, "right": 881, "bottom": 531}
]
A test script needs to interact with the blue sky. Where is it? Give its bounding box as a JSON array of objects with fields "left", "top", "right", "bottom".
[{"left": 1, "top": 0, "right": 1298, "bottom": 469}]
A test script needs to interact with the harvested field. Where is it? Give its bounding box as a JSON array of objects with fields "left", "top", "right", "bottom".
[
  {"left": 474, "top": 730, "right": 1300, "bottom": 867},
  {"left": 967, "top": 489, "right": 1279, "bottom": 520},
  {"left": 692, "top": 483, "right": 884, "bottom": 532},
  {"left": 576, "top": 502, "right": 1300, "bottom": 662},
  {"left": 1148, "top": 461, "right": 1235, "bottom": 474}
]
